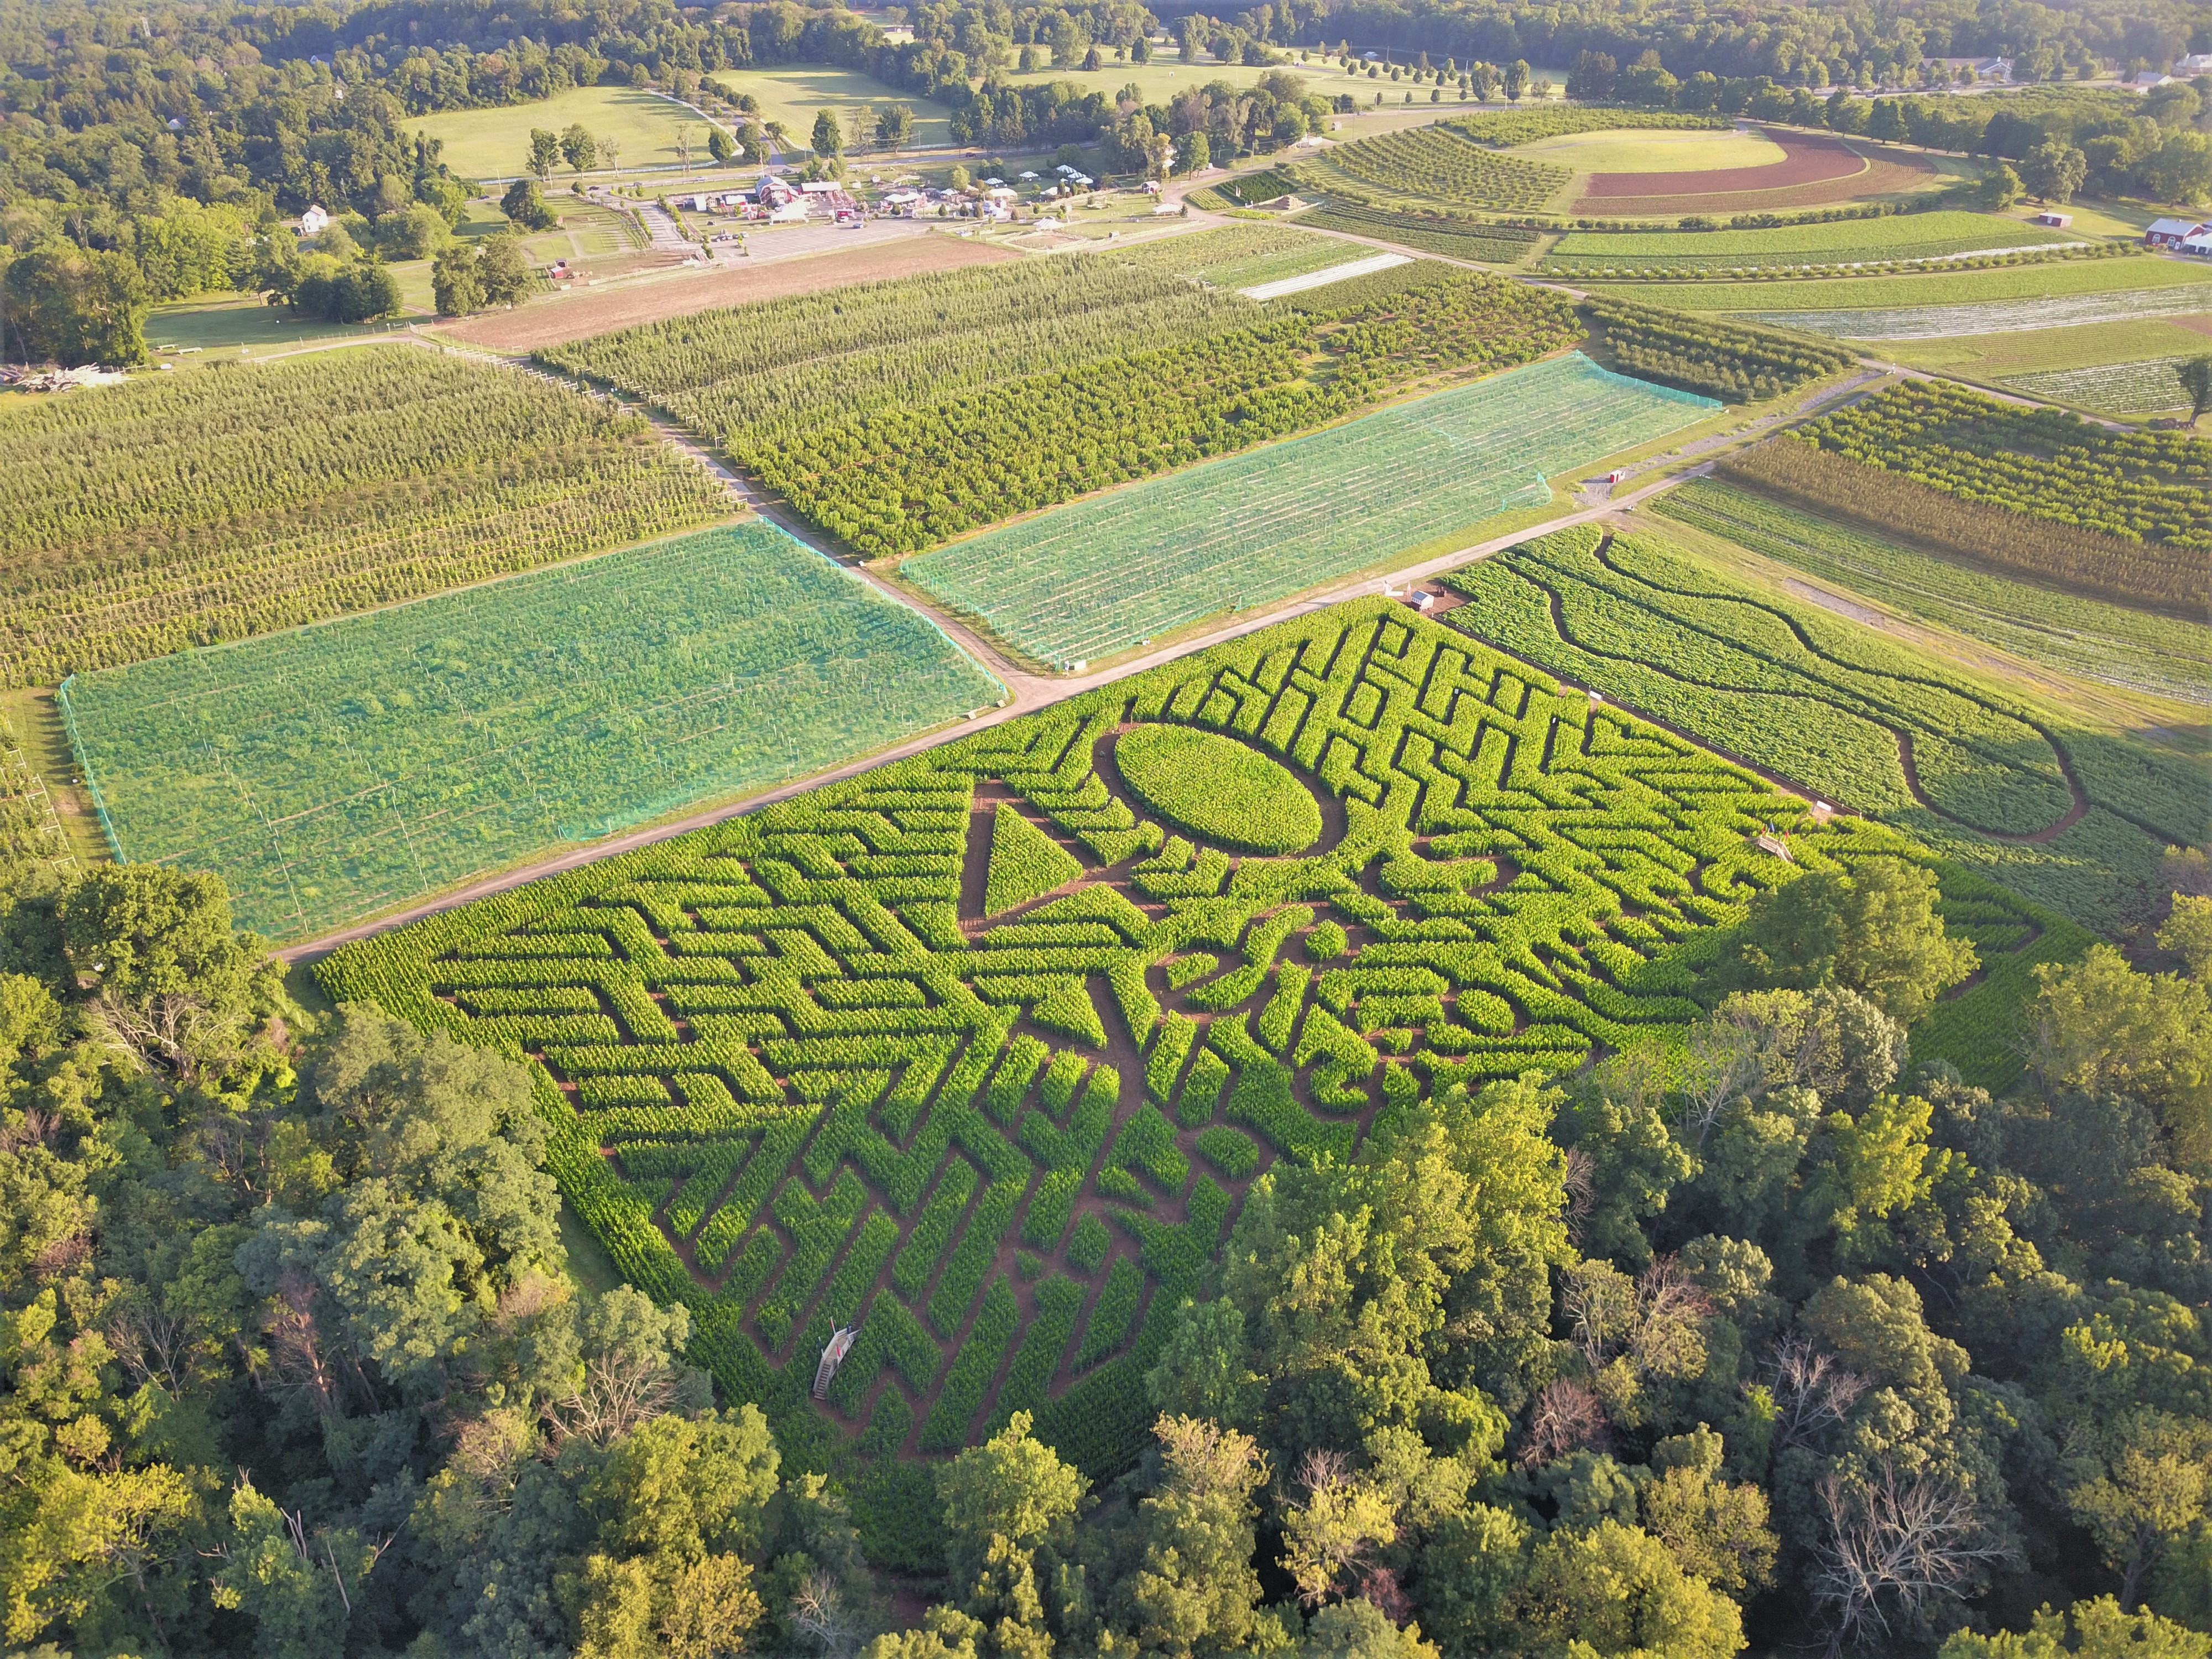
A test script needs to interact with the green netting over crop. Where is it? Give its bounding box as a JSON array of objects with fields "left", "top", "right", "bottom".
[
  {"left": 61, "top": 523, "right": 1004, "bottom": 941},
  {"left": 902, "top": 354, "right": 1718, "bottom": 669}
]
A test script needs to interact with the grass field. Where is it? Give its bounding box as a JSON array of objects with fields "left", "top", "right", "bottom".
[
  {"left": 1443, "top": 524, "right": 2203, "bottom": 932},
  {"left": 707, "top": 64, "right": 956, "bottom": 149},
  {"left": 990, "top": 48, "right": 1358, "bottom": 107},
  {"left": 311, "top": 594, "right": 2047, "bottom": 1522},
  {"left": 1509, "top": 126, "right": 1786, "bottom": 174},
  {"left": 0, "top": 347, "right": 731, "bottom": 687},
  {"left": 61, "top": 521, "right": 1003, "bottom": 940},
  {"left": 1653, "top": 477, "right": 2212, "bottom": 709},
  {"left": 1877, "top": 314, "right": 2212, "bottom": 377},
  {"left": 1545, "top": 210, "right": 2078, "bottom": 273},
  {"left": 1597, "top": 252, "right": 2212, "bottom": 315},
  {"left": 410, "top": 85, "right": 706, "bottom": 179},
  {"left": 902, "top": 353, "right": 1717, "bottom": 667},
  {"left": 144, "top": 291, "right": 429, "bottom": 358}
]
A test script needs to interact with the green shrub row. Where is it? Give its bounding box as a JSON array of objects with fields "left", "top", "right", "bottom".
[{"left": 920, "top": 1277, "right": 1020, "bottom": 1451}]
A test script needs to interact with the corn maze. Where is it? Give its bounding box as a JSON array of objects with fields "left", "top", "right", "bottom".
[{"left": 316, "top": 598, "right": 2020, "bottom": 1526}]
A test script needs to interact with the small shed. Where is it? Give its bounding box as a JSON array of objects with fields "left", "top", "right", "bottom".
[{"left": 2030, "top": 211, "right": 2072, "bottom": 228}]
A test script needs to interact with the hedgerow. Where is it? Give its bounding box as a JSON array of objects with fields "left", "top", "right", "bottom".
[
  {"left": 1298, "top": 201, "right": 1551, "bottom": 263},
  {"left": 1451, "top": 107, "right": 1733, "bottom": 144},
  {"left": 315, "top": 595, "right": 2059, "bottom": 1514}
]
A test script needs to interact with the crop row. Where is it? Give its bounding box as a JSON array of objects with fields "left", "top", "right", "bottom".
[
  {"left": 538, "top": 255, "right": 1253, "bottom": 445},
  {"left": 2004, "top": 356, "right": 2192, "bottom": 416},
  {"left": 1792, "top": 378, "right": 2212, "bottom": 550},
  {"left": 1545, "top": 208, "right": 2078, "bottom": 271},
  {"left": 750, "top": 268, "right": 1578, "bottom": 560},
  {"left": 1584, "top": 295, "right": 1853, "bottom": 403},
  {"left": 902, "top": 349, "right": 1711, "bottom": 669},
  {"left": 1294, "top": 201, "right": 1547, "bottom": 263},
  {"left": 1452, "top": 107, "right": 1731, "bottom": 144},
  {"left": 1312, "top": 124, "right": 1568, "bottom": 210},
  {"left": 1720, "top": 435, "right": 2205, "bottom": 617},
  {"left": 1653, "top": 479, "right": 2212, "bottom": 708},
  {"left": 0, "top": 349, "right": 731, "bottom": 687},
  {"left": 1442, "top": 524, "right": 2198, "bottom": 932},
  {"left": 919, "top": 1277, "right": 1019, "bottom": 1451},
  {"left": 60, "top": 522, "right": 1006, "bottom": 941}
]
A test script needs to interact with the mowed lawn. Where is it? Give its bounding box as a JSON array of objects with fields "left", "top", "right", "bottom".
[
  {"left": 145, "top": 291, "right": 429, "bottom": 362},
  {"left": 708, "top": 64, "right": 956, "bottom": 148},
  {"left": 1509, "top": 126, "right": 1787, "bottom": 174},
  {"left": 411, "top": 85, "right": 701, "bottom": 178}
]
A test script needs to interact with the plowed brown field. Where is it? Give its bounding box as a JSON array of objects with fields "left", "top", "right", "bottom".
[
  {"left": 437, "top": 234, "right": 1021, "bottom": 352},
  {"left": 1575, "top": 129, "right": 1936, "bottom": 216}
]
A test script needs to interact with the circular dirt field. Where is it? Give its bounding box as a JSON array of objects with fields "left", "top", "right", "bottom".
[
  {"left": 1571, "top": 128, "right": 1936, "bottom": 216},
  {"left": 1511, "top": 126, "right": 1790, "bottom": 175}
]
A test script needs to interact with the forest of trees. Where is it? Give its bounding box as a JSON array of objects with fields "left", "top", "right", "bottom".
[{"left": 2, "top": 732, "right": 2210, "bottom": 1656}]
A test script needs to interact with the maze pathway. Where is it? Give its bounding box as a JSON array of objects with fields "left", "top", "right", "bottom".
[{"left": 321, "top": 598, "right": 2032, "bottom": 1477}]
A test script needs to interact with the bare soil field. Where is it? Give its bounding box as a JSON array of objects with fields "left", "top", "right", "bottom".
[
  {"left": 436, "top": 234, "right": 1020, "bottom": 352},
  {"left": 1578, "top": 131, "right": 1936, "bottom": 216},
  {"left": 1581, "top": 128, "right": 1865, "bottom": 199}
]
